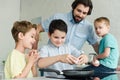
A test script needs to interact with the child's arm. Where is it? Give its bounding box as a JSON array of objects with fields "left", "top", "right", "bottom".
[
  {"left": 92, "top": 56, "right": 100, "bottom": 67},
  {"left": 77, "top": 54, "right": 88, "bottom": 65},
  {"left": 31, "top": 63, "right": 38, "bottom": 77},
  {"left": 37, "top": 55, "right": 61, "bottom": 68},
  {"left": 96, "top": 47, "right": 110, "bottom": 59},
  {"left": 91, "top": 47, "right": 110, "bottom": 67},
  {"left": 37, "top": 54, "right": 78, "bottom": 68},
  {"left": 31, "top": 50, "right": 40, "bottom": 77}
]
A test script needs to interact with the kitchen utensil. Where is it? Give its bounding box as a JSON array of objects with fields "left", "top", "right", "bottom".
[{"left": 39, "top": 68, "right": 94, "bottom": 79}]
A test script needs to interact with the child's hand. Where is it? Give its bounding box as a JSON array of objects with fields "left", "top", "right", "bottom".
[
  {"left": 59, "top": 54, "right": 78, "bottom": 64},
  {"left": 27, "top": 50, "right": 40, "bottom": 65},
  {"left": 92, "top": 58, "right": 100, "bottom": 67},
  {"left": 77, "top": 54, "right": 88, "bottom": 65}
]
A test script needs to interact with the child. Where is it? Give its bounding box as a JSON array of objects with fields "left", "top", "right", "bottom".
[
  {"left": 84, "top": 17, "right": 119, "bottom": 77},
  {"left": 4, "top": 21, "right": 40, "bottom": 79},
  {"left": 37, "top": 19, "right": 88, "bottom": 76}
]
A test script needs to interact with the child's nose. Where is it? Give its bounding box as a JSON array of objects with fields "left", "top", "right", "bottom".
[
  {"left": 58, "top": 39, "right": 62, "bottom": 43},
  {"left": 33, "top": 38, "right": 36, "bottom": 43}
]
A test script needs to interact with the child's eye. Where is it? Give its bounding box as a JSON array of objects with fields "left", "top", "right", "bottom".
[
  {"left": 54, "top": 36, "right": 59, "bottom": 39},
  {"left": 31, "top": 36, "right": 34, "bottom": 38},
  {"left": 62, "top": 37, "right": 65, "bottom": 39}
]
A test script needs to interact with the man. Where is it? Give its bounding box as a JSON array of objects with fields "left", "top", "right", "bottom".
[{"left": 37, "top": 0, "right": 98, "bottom": 65}]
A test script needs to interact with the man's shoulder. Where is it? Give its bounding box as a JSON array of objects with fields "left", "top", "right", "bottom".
[{"left": 82, "top": 19, "right": 92, "bottom": 25}]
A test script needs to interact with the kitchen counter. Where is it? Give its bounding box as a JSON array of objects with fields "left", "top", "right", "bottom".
[
  {"left": 2, "top": 77, "right": 68, "bottom": 80},
  {"left": 2, "top": 72, "right": 120, "bottom": 80}
]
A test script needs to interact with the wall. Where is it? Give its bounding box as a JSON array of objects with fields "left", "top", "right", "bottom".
[{"left": 0, "top": 0, "right": 20, "bottom": 71}]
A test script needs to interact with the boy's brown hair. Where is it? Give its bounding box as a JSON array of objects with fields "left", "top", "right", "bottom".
[{"left": 11, "top": 21, "right": 36, "bottom": 42}]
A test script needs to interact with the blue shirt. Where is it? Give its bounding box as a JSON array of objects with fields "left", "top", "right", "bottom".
[
  {"left": 41, "top": 11, "right": 98, "bottom": 50},
  {"left": 99, "top": 33, "right": 119, "bottom": 68},
  {"left": 39, "top": 41, "right": 82, "bottom": 76}
]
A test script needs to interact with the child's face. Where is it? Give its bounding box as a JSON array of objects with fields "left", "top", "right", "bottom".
[
  {"left": 49, "top": 29, "right": 66, "bottom": 47},
  {"left": 22, "top": 28, "right": 36, "bottom": 49},
  {"left": 94, "top": 21, "right": 109, "bottom": 37}
]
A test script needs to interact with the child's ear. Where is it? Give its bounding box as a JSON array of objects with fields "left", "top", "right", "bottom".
[
  {"left": 107, "top": 25, "right": 110, "bottom": 30},
  {"left": 18, "top": 32, "right": 24, "bottom": 39}
]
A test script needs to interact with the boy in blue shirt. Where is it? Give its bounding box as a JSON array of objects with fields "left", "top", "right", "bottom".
[{"left": 38, "top": 19, "right": 88, "bottom": 76}]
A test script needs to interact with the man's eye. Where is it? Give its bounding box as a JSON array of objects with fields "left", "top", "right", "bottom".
[{"left": 77, "top": 9, "right": 82, "bottom": 13}]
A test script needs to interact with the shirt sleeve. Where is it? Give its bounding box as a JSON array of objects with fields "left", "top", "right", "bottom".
[
  {"left": 87, "top": 24, "right": 98, "bottom": 45},
  {"left": 104, "top": 35, "right": 116, "bottom": 48}
]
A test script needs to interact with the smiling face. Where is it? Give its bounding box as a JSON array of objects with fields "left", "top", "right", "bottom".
[
  {"left": 22, "top": 28, "right": 36, "bottom": 49},
  {"left": 49, "top": 29, "right": 66, "bottom": 47},
  {"left": 94, "top": 21, "right": 110, "bottom": 37},
  {"left": 73, "top": 4, "right": 89, "bottom": 23}
]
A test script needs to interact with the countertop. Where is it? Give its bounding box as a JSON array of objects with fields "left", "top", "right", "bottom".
[
  {"left": 2, "top": 77, "right": 68, "bottom": 80},
  {"left": 2, "top": 72, "right": 120, "bottom": 80}
]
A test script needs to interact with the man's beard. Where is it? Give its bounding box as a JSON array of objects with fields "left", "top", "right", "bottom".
[
  {"left": 73, "top": 15, "right": 83, "bottom": 23},
  {"left": 72, "top": 11, "right": 83, "bottom": 23}
]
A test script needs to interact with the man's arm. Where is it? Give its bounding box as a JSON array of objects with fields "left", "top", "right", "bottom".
[
  {"left": 37, "top": 24, "right": 45, "bottom": 32},
  {"left": 92, "top": 42, "right": 99, "bottom": 53},
  {"left": 32, "top": 24, "right": 44, "bottom": 49}
]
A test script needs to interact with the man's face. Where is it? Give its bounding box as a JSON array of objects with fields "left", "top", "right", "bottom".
[{"left": 73, "top": 4, "right": 89, "bottom": 23}]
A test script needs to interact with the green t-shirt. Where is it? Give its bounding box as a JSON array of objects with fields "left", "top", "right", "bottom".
[{"left": 99, "top": 33, "right": 119, "bottom": 68}]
